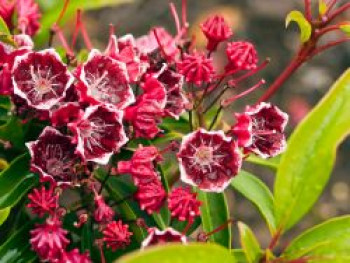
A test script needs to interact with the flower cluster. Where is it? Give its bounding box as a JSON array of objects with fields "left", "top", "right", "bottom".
[{"left": 0, "top": 0, "right": 290, "bottom": 261}]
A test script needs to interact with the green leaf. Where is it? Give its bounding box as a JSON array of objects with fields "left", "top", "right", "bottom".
[
  {"left": 238, "top": 222, "right": 263, "bottom": 263},
  {"left": 318, "top": 0, "right": 328, "bottom": 16},
  {"left": 286, "top": 10, "right": 312, "bottom": 43},
  {"left": 274, "top": 69, "right": 350, "bottom": 232},
  {"left": 231, "top": 249, "right": 248, "bottom": 263},
  {"left": 231, "top": 171, "right": 276, "bottom": 234},
  {"left": 283, "top": 215, "right": 350, "bottom": 262},
  {"left": 0, "top": 117, "right": 25, "bottom": 149},
  {"left": 245, "top": 155, "right": 280, "bottom": 171},
  {"left": 339, "top": 23, "right": 350, "bottom": 37},
  {"left": 0, "top": 207, "right": 10, "bottom": 226},
  {"left": 197, "top": 191, "right": 231, "bottom": 248},
  {"left": 35, "top": 0, "right": 134, "bottom": 47},
  {"left": 117, "top": 243, "right": 235, "bottom": 263},
  {"left": 0, "top": 223, "right": 37, "bottom": 263},
  {"left": 0, "top": 154, "right": 38, "bottom": 209},
  {"left": 0, "top": 17, "right": 10, "bottom": 35}
]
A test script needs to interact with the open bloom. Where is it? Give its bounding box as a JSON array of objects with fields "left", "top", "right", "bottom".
[
  {"left": 27, "top": 185, "right": 59, "bottom": 217},
  {"left": 78, "top": 49, "right": 134, "bottom": 109},
  {"left": 232, "top": 102, "right": 288, "bottom": 158},
  {"left": 177, "top": 129, "right": 242, "bottom": 192},
  {"left": 26, "top": 127, "right": 79, "bottom": 185},
  {"left": 226, "top": 41, "right": 258, "bottom": 71},
  {"left": 118, "top": 145, "right": 162, "bottom": 185},
  {"left": 69, "top": 105, "right": 128, "bottom": 165},
  {"left": 94, "top": 195, "right": 115, "bottom": 223},
  {"left": 177, "top": 51, "right": 215, "bottom": 86},
  {"left": 57, "top": 249, "right": 91, "bottom": 263},
  {"left": 168, "top": 187, "right": 201, "bottom": 222},
  {"left": 200, "top": 15, "right": 233, "bottom": 52},
  {"left": 30, "top": 217, "right": 70, "bottom": 261},
  {"left": 141, "top": 227, "right": 187, "bottom": 248},
  {"left": 105, "top": 34, "right": 149, "bottom": 83},
  {"left": 12, "top": 49, "right": 74, "bottom": 110},
  {"left": 103, "top": 220, "right": 132, "bottom": 251},
  {"left": 134, "top": 179, "right": 166, "bottom": 214}
]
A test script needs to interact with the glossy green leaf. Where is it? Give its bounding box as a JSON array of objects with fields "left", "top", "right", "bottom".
[
  {"left": 0, "top": 207, "right": 10, "bottom": 226},
  {"left": 0, "top": 17, "right": 10, "bottom": 35},
  {"left": 283, "top": 216, "right": 350, "bottom": 262},
  {"left": 245, "top": 155, "right": 280, "bottom": 171},
  {"left": 274, "top": 69, "right": 350, "bottom": 232},
  {"left": 340, "top": 23, "right": 350, "bottom": 37},
  {"left": 0, "top": 154, "right": 38, "bottom": 209},
  {"left": 0, "top": 117, "right": 25, "bottom": 149},
  {"left": 231, "top": 171, "right": 276, "bottom": 234},
  {"left": 117, "top": 243, "right": 235, "bottom": 263},
  {"left": 238, "top": 222, "right": 263, "bottom": 263},
  {"left": 35, "top": 0, "right": 133, "bottom": 46},
  {"left": 318, "top": 0, "right": 328, "bottom": 16},
  {"left": 0, "top": 223, "right": 37, "bottom": 263},
  {"left": 286, "top": 10, "right": 312, "bottom": 43},
  {"left": 231, "top": 249, "right": 248, "bottom": 263},
  {"left": 197, "top": 191, "right": 231, "bottom": 248}
]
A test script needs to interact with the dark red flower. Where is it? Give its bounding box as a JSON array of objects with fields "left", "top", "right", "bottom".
[
  {"left": 177, "top": 129, "right": 242, "bottom": 192},
  {"left": 50, "top": 102, "right": 83, "bottom": 127},
  {"left": 27, "top": 185, "right": 59, "bottom": 217},
  {"left": 26, "top": 127, "right": 79, "bottom": 186},
  {"left": 0, "top": 0, "right": 15, "bottom": 29},
  {"left": 102, "top": 220, "right": 132, "bottom": 251},
  {"left": 16, "top": 0, "right": 41, "bottom": 36},
  {"left": 57, "top": 249, "right": 91, "bottom": 263},
  {"left": 177, "top": 51, "right": 215, "bottom": 86},
  {"left": 124, "top": 98, "right": 163, "bottom": 139},
  {"left": 12, "top": 49, "right": 74, "bottom": 111},
  {"left": 200, "top": 15, "right": 233, "bottom": 52},
  {"left": 78, "top": 49, "right": 134, "bottom": 109},
  {"left": 157, "top": 68, "right": 188, "bottom": 119},
  {"left": 232, "top": 102, "right": 288, "bottom": 158},
  {"left": 105, "top": 34, "right": 149, "bottom": 83},
  {"left": 94, "top": 195, "right": 115, "bottom": 223},
  {"left": 69, "top": 105, "right": 128, "bottom": 164},
  {"left": 140, "top": 76, "right": 167, "bottom": 109},
  {"left": 134, "top": 179, "right": 166, "bottom": 214},
  {"left": 226, "top": 41, "right": 258, "bottom": 71},
  {"left": 118, "top": 145, "right": 162, "bottom": 185},
  {"left": 141, "top": 227, "right": 187, "bottom": 248},
  {"left": 168, "top": 187, "right": 201, "bottom": 222},
  {"left": 30, "top": 217, "right": 70, "bottom": 261}
]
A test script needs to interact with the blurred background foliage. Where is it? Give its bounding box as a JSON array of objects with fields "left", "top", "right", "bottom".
[{"left": 24, "top": 0, "right": 350, "bottom": 248}]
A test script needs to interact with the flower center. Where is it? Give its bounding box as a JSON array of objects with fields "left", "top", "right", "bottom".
[{"left": 194, "top": 146, "right": 213, "bottom": 166}]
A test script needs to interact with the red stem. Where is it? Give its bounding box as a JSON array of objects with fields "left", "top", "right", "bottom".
[
  {"left": 325, "top": 3, "right": 350, "bottom": 25},
  {"left": 169, "top": 2, "right": 181, "bottom": 35},
  {"left": 304, "top": 0, "right": 312, "bottom": 21},
  {"left": 311, "top": 37, "right": 350, "bottom": 56}
]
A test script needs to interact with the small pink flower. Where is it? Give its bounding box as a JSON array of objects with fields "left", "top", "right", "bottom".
[
  {"left": 118, "top": 145, "right": 162, "bottom": 185},
  {"left": 57, "top": 249, "right": 91, "bottom": 263},
  {"left": 94, "top": 195, "right": 115, "bottom": 223},
  {"left": 27, "top": 185, "right": 59, "bottom": 217},
  {"left": 140, "top": 76, "right": 167, "bottom": 109},
  {"left": 178, "top": 51, "right": 215, "bottom": 86},
  {"left": 124, "top": 98, "right": 163, "bottom": 139},
  {"left": 26, "top": 127, "right": 79, "bottom": 185},
  {"left": 0, "top": 0, "right": 15, "bottom": 29},
  {"left": 168, "top": 187, "right": 201, "bottom": 222},
  {"left": 141, "top": 227, "right": 187, "bottom": 248},
  {"left": 226, "top": 41, "right": 258, "bottom": 71},
  {"left": 69, "top": 105, "right": 128, "bottom": 165},
  {"left": 135, "top": 179, "right": 166, "bottom": 214},
  {"left": 105, "top": 34, "right": 149, "bottom": 83},
  {"left": 16, "top": 0, "right": 41, "bottom": 36},
  {"left": 232, "top": 102, "right": 288, "bottom": 158},
  {"left": 102, "top": 220, "right": 132, "bottom": 251},
  {"left": 78, "top": 49, "right": 135, "bottom": 109},
  {"left": 30, "top": 217, "right": 70, "bottom": 261},
  {"left": 200, "top": 15, "right": 233, "bottom": 52},
  {"left": 12, "top": 49, "right": 74, "bottom": 111},
  {"left": 177, "top": 129, "right": 242, "bottom": 192},
  {"left": 157, "top": 69, "right": 188, "bottom": 119}
]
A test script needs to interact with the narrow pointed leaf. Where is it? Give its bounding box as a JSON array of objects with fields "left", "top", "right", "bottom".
[
  {"left": 0, "top": 207, "right": 10, "bottom": 226},
  {"left": 274, "top": 69, "right": 350, "bottom": 232},
  {"left": 238, "top": 222, "right": 263, "bottom": 263}
]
